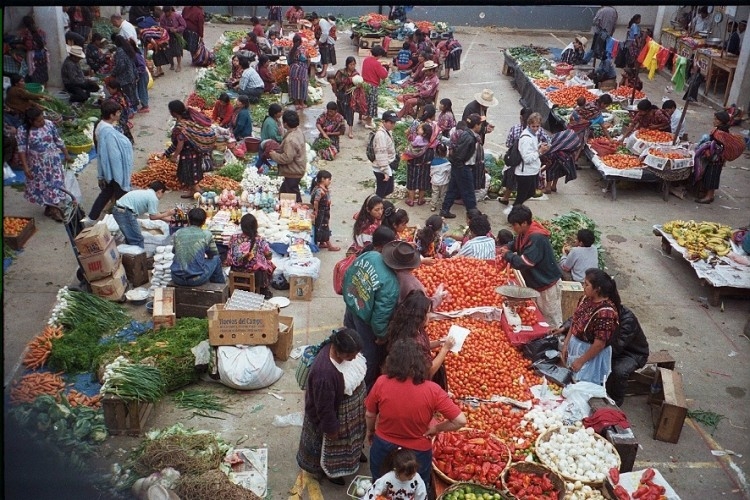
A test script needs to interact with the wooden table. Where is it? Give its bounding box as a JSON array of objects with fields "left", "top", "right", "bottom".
[
  {"left": 659, "top": 28, "right": 684, "bottom": 51},
  {"left": 706, "top": 56, "right": 738, "bottom": 106}
]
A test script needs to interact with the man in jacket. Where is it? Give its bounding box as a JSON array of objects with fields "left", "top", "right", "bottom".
[
  {"left": 343, "top": 226, "right": 400, "bottom": 392},
  {"left": 371, "top": 110, "right": 400, "bottom": 199},
  {"left": 607, "top": 305, "right": 649, "bottom": 406},
  {"left": 171, "top": 207, "right": 226, "bottom": 287},
  {"left": 498, "top": 205, "right": 563, "bottom": 327},
  {"left": 269, "top": 110, "right": 306, "bottom": 202},
  {"left": 440, "top": 114, "right": 482, "bottom": 219}
]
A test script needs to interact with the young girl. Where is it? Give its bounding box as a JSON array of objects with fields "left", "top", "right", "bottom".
[
  {"left": 430, "top": 144, "right": 450, "bottom": 213},
  {"left": 437, "top": 98, "right": 456, "bottom": 140},
  {"left": 310, "top": 170, "right": 341, "bottom": 251},
  {"left": 225, "top": 213, "right": 276, "bottom": 299},
  {"left": 365, "top": 447, "right": 427, "bottom": 500},
  {"left": 402, "top": 123, "right": 433, "bottom": 207},
  {"left": 212, "top": 92, "right": 233, "bottom": 128},
  {"left": 348, "top": 195, "right": 384, "bottom": 255},
  {"left": 381, "top": 202, "right": 411, "bottom": 241},
  {"left": 415, "top": 214, "right": 448, "bottom": 260}
]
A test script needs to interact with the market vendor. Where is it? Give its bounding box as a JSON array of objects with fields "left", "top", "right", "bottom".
[
  {"left": 607, "top": 305, "right": 649, "bottom": 407},
  {"left": 269, "top": 110, "right": 306, "bottom": 202},
  {"left": 559, "top": 35, "right": 590, "bottom": 66},
  {"left": 171, "top": 207, "right": 226, "bottom": 287},
  {"left": 396, "top": 60, "right": 439, "bottom": 120},
  {"left": 237, "top": 56, "right": 264, "bottom": 102},
  {"left": 85, "top": 33, "right": 112, "bottom": 75},
  {"left": 621, "top": 99, "right": 671, "bottom": 139},
  {"left": 588, "top": 56, "right": 617, "bottom": 88},
  {"left": 661, "top": 100, "right": 687, "bottom": 138},
  {"left": 4, "top": 75, "right": 50, "bottom": 118},
  {"left": 111, "top": 181, "right": 174, "bottom": 248},
  {"left": 457, "top": 213, "right": 496, "bottom": 259},
  {"left": 61, "top": 45, "right": 101, "bottom": 103},
  {"left": 225, "top": 213, "right": 275, "bottom": 299},
  {"left": 553, "top": 268, "right": 620, "bottom": 386}
]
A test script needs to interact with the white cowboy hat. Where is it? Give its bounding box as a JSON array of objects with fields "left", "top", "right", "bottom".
[
  {"left": 474, "top": 88, "right": 498, "bottom": 107},
  {"left": 575, "top": 35, "right": 588, "bottom": 46},
  {"left": 66, "top": 45, "right": 85, "bottom": 58},
  {"left": 423, "top": 60, "right": 438, "bottom": 70}
]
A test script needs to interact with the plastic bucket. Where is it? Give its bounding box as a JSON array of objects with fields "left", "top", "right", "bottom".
[
  {"left": 53, "top": 90, "right": 71, "bottom": 104},
  {"left": 25, "top": 83, "right": 44, "bottom": 94},
  {"left": 244, "top": 137, "right": 261, "bottom": 153}
]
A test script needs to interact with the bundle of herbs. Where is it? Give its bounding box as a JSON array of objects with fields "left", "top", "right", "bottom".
[
  {"left": 96, "top": 318, "right": 209, "bottom": 392},
  {"left": 101, "top": 357, "right": 166, "bottom": 403},
  {"left": 216, "top": 161, "right": 248, "bottom": 182},
  {"left": 538, "top": 211, "right": 606, "bottom": 268},
  {"left": 172, "top": 389, "right": 233, "bottom": 419}
]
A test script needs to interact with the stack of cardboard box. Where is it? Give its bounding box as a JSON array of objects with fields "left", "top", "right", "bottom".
[{"left": 74, "top": 224, "right": 127, "bottom": 300}]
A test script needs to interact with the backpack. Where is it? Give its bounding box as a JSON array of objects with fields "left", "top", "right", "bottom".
[
  {"left": 332, "top": 253, "right": 357, "bottom": 295},
  {"left": 366, "top": 130, "right": 377, "bottom": 162},
  {"left": 503, "top": 136, "right": 524, "bottom": 170}
]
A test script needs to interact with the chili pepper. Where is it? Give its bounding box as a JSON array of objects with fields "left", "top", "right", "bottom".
[
  {"left": 467, "top": 437, "right": 486, "bottom": 445},
  {"left": 641, "top": 468, "right": 656, "bottom": 483},
  {"left": 632, "top": 485, "right": 650, "bottom": 498},
  {"left": 613, "top": 484, "right": 631, "bottom": 500},
  {"left": 610, "top": 466, "right": 621, "bottom": 484}
]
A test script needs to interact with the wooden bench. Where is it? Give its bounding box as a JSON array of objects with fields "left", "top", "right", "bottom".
[
  {"left": 589, "top": 398, "right": 639, "bottom": 472},
  {"left": 627, "top": 350, "right": 675, "bottom": 396}
]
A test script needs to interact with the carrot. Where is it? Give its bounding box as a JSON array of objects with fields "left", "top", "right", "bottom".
[
  {"left": 67, "top": 390, "right": 102, "bottom": 409},
  {"left": 10, "top": 372, "right": 67, "bottom": 405},
  {"left": 23, "top": 325, "right": 63, "bottom": 370}
]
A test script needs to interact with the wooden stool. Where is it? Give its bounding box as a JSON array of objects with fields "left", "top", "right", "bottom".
[
  {"left": 627, "top": 350, "right": 675, "bottom": 395},
  {"left": 228, "top": 270, "right": 257, "bottom": 295}
]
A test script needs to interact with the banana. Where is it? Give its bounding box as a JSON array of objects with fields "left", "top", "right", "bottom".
[{"left": 716, "top": 247, "right": 730, "bottom": 257}]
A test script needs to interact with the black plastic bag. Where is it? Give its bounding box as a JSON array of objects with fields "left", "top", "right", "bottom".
[
  {"left": 523, "top": 336, "right": 560, "bottom": 362},
  {"left": 532, "top": 359, "right": 573, "bottom": 386}
]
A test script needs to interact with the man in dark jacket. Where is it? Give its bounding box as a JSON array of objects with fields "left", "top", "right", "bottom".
[
  {"left": 498, "top": 205, "right": 563, "bottom": 327},
  {"left": 607, "top": 305, "right": 649, "bottom": 406},
  {"left": 440, "top": 114, "right": 482, "bottom": 219}
]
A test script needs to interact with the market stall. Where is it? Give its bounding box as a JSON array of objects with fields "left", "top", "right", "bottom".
[{"left": 653, "top": 220, "right": 750, "bottom": 306}]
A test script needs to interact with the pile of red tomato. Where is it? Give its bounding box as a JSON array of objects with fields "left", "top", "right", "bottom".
[{"left": 433, "top": 428, "right": 510, "bottom": 489}]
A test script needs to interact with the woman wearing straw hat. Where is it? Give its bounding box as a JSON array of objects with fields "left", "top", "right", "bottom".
[
  {"left": 560, "top": 35, "right": 590, "bottom": 66},
  {"left": 61, "top": 45, "right": 101, "bottom": 103},
  {"left": 462, "top": 89, "right": 497, "bottom": 145}
]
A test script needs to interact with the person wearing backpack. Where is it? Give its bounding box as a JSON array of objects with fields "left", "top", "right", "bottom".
[
  {"left": 166, "top": 99, "right": 215, "bottom": 198},
  {"left": 370, "top": 110, "right": 400, "bottom": 199},
  {"left": 694, "top": 111, "right": 742, "bottom": 204},
  {"left": 439, "top": 114, "right": 482, "bottom": 219},
  {"left": 508, "top": 112, "right": 549, "bottom": 214},
  {"left": 499, "top": 107, "right": 533, "bottom": 205}
]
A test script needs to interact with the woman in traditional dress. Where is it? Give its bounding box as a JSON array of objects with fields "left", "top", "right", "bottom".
[
  {"left": 103, "top": 77, "right": 135, "bottom": 144},
  {"left": 159, "top": 6, "right": 186, "bottom": 72},
  {"left": 315, "top": 101, "right": 346, "bottom": 153},
  {"left": 18, "top": 16, "right": 49, "bottom": 85},
  {"left": 296, "top": 328, "right": 367, "bottom": 486},
  {"left": 226, "top": 213, "right": 275, "bottom": 299},
  {"left": 165, "top": 100, "right": 214, "bottom": 198},
  {"left": 332, "top": 56, "right": 360, "bottom": 139},
  {"left": 16, "top": 107, "right": 70, "bottom": 222},
  {"left": 540, "top": 128, "right": 580, "bottom": 194},
  {"left": 288, "top": 34, "right": 309, "bottom": 110}
]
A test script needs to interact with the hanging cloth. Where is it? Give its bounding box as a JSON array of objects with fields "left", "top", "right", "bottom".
[
  {"left": 655, "top": 47, "right": 671, "bottom": 70},
  {"left": 637, "top": 36, "right": 653, "bottom": 66},
  {"left": 671, "top": 56, "right": 688, "bottom": 92},
  {"left": 642, "top": 41, "right": 661, "bottom": 80}
]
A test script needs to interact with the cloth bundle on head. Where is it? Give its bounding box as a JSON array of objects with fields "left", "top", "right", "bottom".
[{"left": 582, "top": 407, "right": 630, "bottom": 433}]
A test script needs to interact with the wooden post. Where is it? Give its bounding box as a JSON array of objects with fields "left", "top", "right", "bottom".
[{"left": 672, "top": 98, "right": 692, "bottom": 144}]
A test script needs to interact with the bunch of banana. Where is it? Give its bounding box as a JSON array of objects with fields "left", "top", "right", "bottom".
[{"left": 663, "top": 220, "right": 733, "bottom": 259}]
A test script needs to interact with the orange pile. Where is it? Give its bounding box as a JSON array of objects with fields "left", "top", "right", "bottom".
[
  {"left": 647, "top": 148, "right": 690, "bottom": 159},
  {"left": 4, "top": 217, "right": 31, "bottom": 237},
  {"left": 611, "top": 86, "right": 646, "bottom": 99},
  {"left": 547, "top": 86, "right": 598, "bottom": 107},
  {"left": 533, "top": 78, "right": 563, "bottom": 89},
  {"left": 600, "top": 153, "right": 643, "bottom": 169},
  {"left": 636, "top": 129, "right": 674, "bottom": 143}
]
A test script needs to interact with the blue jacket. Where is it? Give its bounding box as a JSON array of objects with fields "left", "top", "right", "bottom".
[
  {"left": 343, "top": 251, "right": 399, "bottom": 338},
  {"left": 233, "top": 108, "right": 252, "bottom": 140}
]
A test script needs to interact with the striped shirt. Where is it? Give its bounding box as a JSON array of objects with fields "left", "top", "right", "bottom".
[{"left": 458, "top": 236, "right": 496, "bottom": 260}]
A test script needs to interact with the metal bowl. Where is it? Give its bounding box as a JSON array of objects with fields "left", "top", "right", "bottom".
[{"left": 706, "top": 38, "right": 722, "bottom": 46}]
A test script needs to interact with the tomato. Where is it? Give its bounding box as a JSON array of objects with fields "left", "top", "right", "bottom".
[
  {"left": 432, "top": 428, "right": 510, "bottom": 489},
  {"left": 600, "top": 153, "right": 643, "bottom": 170}
]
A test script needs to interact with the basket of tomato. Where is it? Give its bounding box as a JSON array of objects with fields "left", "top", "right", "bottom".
[
  {"left": 3, "top": 217, "right": 36, "bottom": 250},
  {"left": 503, "top": 462, "right": 565, "bottom": 500},
  {"left": 433, "top": 427, "right": 511, "bottom": 489}
]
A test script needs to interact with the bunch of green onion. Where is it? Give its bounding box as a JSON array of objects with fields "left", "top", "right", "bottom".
[{"left": 101, "top": 356, "right": 166, "bottom": 402}]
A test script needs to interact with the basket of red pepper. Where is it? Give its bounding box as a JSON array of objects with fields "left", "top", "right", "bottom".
[
  {"left": 432, "top": 427, "right": 511, "bottom": 490},
  {"left": 502, "top": 462, "right": 565, "bottom": 500}
]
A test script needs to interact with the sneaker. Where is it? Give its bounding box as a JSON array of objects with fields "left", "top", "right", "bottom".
[
  {"left": 440, "top": 211, "right": 456, "bottom": 219},
  {"left": 80, "top": 216, "right": 96, "bottom": 228}
]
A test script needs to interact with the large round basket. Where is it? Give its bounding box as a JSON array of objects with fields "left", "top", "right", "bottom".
[
  {"left": 66, "top": 142, "right": 94, "bottom": 155},
  {"left": 438, "top": 482, "right": 509, "bottom": 500},
  {"left": 534, "top": 426, "right": 620, "bottom": 486},
  {"left": 648, "top": 165, "right": 692, "bottom": 182},
  {"left": 554, "top": 63, "right": 573, "bottom": 76},
  {"left": 433, "top": 427, "right": 511, "bottom": 487},
  {"left": 502, "top": 462, "right": 566, "bottom": 500}
]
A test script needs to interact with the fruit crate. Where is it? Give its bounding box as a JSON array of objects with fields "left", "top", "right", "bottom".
[
  {"left": 102, "top": 394, "right": 154, "bottom": 436},
  {"left": 3, "top": 217, "right": 36, "bottom": 250}
]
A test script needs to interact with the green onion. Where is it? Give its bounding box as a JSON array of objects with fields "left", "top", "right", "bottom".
[
  {"left": 102, "top": 360, "right": 166, "bottom": 403},
  {"left": 172, "top": 390, "right": 233, "bottom": 419}
]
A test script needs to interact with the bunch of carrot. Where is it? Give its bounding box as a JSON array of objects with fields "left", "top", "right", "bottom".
[
  {"left": 199, "top": 174, "right": 242, "bottom": 193},
  {"left": 67, "top": 390, "right": 102, "bottom": 409},
  {"left": 23, "top": 325, "right": 64, "bottom": 370},
  {"left": 10, "top": 372, "right": 67, "bottom": 405},
  {"left": 130, "top": 156, "right": 181, "bottom": 190}
]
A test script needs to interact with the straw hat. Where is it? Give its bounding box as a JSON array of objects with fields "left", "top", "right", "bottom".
[
  {"left": 423, "top": 60, "right": 438, "bottom": 70},
  {"left": 66, "top": 45, "right": 85, "bottom": 58},
  {"left": 474, "top": 89, "right": 498, "bottom": 107},
  {"left": 381, "top": 241, "right": 421, "bottom": 270},
  {"left": 575, "top": 35, "right": 588, "bottom": 46}
]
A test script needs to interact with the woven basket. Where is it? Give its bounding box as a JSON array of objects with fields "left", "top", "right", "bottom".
[
  {"left": 648, "top": 166, "right": 691, "bottom": 182},
  {"left": 433, "top": 427, "right": 511, "bottom": 487},
  {"left": 554, "top": 63, "right": 573, "bottom": 76},
  {"left": 534, "top": 426, "right": 620, "bottom": 486},
  {"left": 438, "top": 482, "right": 508, "bottom": 500},
  {"left": 502, "top": 462, "right": 566, "bottom": 500},
  {"left": 66, "top": 142, "right": 94, "bottom": 155}
]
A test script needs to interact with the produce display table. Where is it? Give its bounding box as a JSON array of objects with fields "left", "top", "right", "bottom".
[
  {"left": 706, "top": 56, "right": 738, "bottom": 107},
  {"left": 653, "top": 225, "right": 750, "bottom": 306},
  {"left": 584, "top": 146, "right": 659, "bottom": 201},
  {"left": 502, "top": 52, "right": 554, "bottom": 125}
]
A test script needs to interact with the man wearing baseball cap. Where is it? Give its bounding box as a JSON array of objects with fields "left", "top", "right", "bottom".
[
  {"left": 61, "top": 45, "right": 100, "bottom": 103},
  {"left": 371, "top": 110, "right": 400, "bottom": 198}
]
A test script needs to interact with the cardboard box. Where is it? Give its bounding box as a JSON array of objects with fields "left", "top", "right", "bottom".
[
  {"left": 560, "top": 281, "right": 584, "bottom": 322},
  {"left": 289, "top": 275, "right": 313, "bottom": 301},
  {"left": 270, "top": 315, "right": 294, "bottom": 361},
  {"left": 207, "top": 303, "right": 279, "bottom": 346},
  {"left": 121, "top": 251, "right": 149, "bottom": 287},
  {"left": 153, "top": 287, "right": 176, "bottom": 330},
  {"left": 90, "top": 264, "right": 128, "bottom": 301},
  {"left": 74, "top": 223, "right": 113, "bottom": 257},
  {"left": 648, "top": 368, "right": 688, "bottom": 444},
  {"left": 79, "top": 238, "right": 121, "bottom": 281}
]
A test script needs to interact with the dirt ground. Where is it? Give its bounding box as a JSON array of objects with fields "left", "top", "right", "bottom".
[{"left": 3, "top": 22, "right": 749, "bottom": 499}]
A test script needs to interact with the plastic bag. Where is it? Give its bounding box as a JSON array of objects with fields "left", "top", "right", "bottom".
[
  {"left": 64, "top": 170, "right": 83, "bottom": 205},
  {"left": 560, "top": 381, "right": 614, "bottom": 421},
  {"left": 283, "top": 257, "right": 321, "bottom": 280},
  {"left": 217, "top": 345, "right": 283, "bottom": 390},
  {"left": 532, "top": 360, "right": 573, "bottom": 387},
  {"left": 523, "top": 336, "right": 560, "bottom": 362},
  {"left": 272, "top": 412, "right": 304, "bottom": 427},
  {"left": 191, "top": 340, "right": 211, "bottom": 367},
  {"left": 3, "top": 163, "right": 16, "bottom": 181}
]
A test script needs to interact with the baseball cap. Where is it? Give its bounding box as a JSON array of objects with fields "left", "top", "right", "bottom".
[{"left": 382, "top": 110, "right": 400, "bottom": 123}]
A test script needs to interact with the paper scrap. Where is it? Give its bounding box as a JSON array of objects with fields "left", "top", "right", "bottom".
[{"left": 447, "top": 325, "right": 471, "bottom": 353}]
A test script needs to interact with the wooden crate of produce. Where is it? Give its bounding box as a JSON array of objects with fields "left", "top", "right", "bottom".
[
  {"left": 648, "top": 367, "right": 688, "bottom": 444},
  {"left": 3, "top": 217, "right": 36, "bottom": 250},
  {"left": 102, "top": 394, "right": 154, "bottom": 436}
]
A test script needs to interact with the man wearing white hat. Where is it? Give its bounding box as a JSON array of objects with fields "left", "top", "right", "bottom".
[
  {"left": 61, "top": 45, "right": 101, "bottom": 103},
  {"left": 560, "top": 36, "right": 591, "bottom": 66},
  {"left": 462, "top": 88, "right": 498, "bottom": 144}
]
